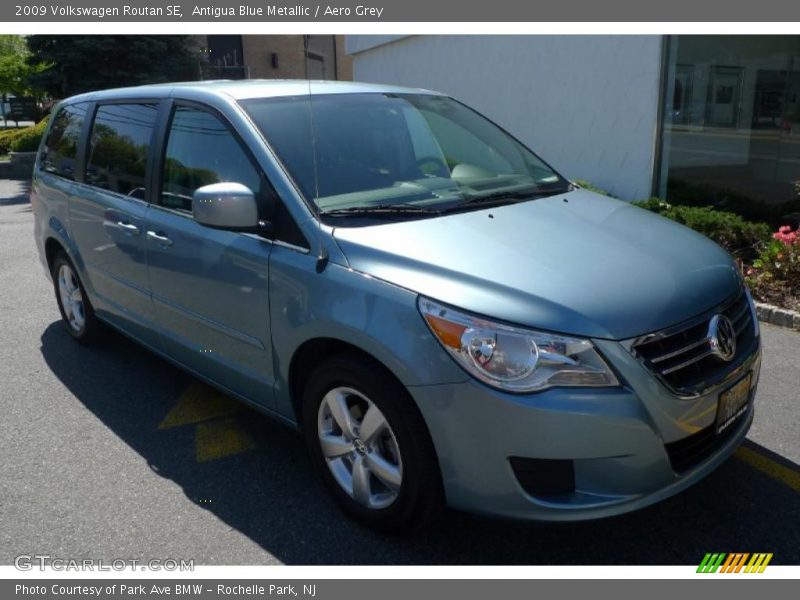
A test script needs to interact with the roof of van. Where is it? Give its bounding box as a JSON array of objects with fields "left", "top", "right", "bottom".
[{"left": 62, "top": 79, "right": 445, "bottom": 104}]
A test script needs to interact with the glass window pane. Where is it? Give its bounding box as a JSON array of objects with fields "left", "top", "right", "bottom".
[
  {"left": 40, "top": 102, "right": 88, "bottom": 180},
  {"left": 161, "top": 107, "right": 261, "bottom": 212},
  {"left": 85, "top": 104, "right": 158, "bottom": 199},
  {"left": 659, "top": 36, "right": 800, "bottom": 225}
]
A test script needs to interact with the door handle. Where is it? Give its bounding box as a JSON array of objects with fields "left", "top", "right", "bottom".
[
  {"left": 146, "top": 230, "right": 173, "bottom": 247},
  {"left": 116, "top": 221, "right": 140, "bottom": 235}
]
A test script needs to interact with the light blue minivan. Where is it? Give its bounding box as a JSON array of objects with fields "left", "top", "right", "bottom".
[{"left": 32, "top": 80, "right": 761, "bottom": 530}]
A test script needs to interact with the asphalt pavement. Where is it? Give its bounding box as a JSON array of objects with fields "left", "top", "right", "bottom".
[{"left": 1, "top": 177, "right": 799, "bottom": 565}]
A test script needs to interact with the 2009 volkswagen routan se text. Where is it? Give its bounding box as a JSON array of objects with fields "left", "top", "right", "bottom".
[{"left": 33, "top": 80, "right": 761, "bottom": 531}]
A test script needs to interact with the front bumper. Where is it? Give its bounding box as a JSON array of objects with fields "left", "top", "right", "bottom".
[{"left": 409, "top": 339, "right": 761, "bottom": 521}]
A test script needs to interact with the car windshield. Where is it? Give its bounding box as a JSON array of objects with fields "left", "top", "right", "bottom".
[{"left": 240, "top": 92, "right": 569, "bottom": 218}]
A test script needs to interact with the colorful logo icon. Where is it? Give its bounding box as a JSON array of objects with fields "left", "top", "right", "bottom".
[{"left": 697, "top": 553, "right": 773, "bottom": 573}]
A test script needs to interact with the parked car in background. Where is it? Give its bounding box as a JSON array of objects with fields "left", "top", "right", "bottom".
[{"left": 32, "top": 80, "right": 761, "bottom": 530}]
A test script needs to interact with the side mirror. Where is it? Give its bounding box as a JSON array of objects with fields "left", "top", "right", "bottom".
[{"left": 192, "top": 182, "right": 260, "bottom": 231}]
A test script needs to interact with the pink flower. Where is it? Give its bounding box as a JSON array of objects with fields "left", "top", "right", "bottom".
[{"left": 773, "top": 225, "right": 800, "bottom": 247}]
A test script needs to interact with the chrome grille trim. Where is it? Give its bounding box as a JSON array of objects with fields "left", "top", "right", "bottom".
[
  {"left": 627, "top": 287, "right": 758, "bottom": 398},
  {"left": 650, "top": 336, "right": 709, "bottom": 364},
  {"left": 660, "top": 347, "right": 714, "bottom": 375}
]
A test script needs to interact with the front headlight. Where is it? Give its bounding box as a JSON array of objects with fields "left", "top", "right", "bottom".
[{"left": 418, "top": 297, "right": 619, "bottom": 393}]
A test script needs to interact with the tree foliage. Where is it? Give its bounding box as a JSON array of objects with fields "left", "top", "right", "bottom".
[
  {"left": 26, "top": 35, "right": 201, "bottom": 98},
  {"left": 0, "top": 35, "right": 48, "bottom": 97}
]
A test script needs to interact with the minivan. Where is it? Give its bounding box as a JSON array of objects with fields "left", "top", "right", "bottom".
[{"left": 32, "top": 80, "right": 761, "bottom": 530}]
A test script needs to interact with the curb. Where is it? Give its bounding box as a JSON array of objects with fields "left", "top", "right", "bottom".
[{"left": 755, "top": 302, "right": 800, "bottom": 331}]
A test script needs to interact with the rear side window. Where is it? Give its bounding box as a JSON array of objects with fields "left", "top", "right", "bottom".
[
  {"left": 40, "top": 102, "right": 88, "bottom": 180},
  {"left": 85, "top": 103, "right": 158, "bottom": 199},
  {"left": 161, "top": 106, "right": 261, "bottom": 212}
]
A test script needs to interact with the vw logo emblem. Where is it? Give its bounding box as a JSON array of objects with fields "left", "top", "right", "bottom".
[{"left": 708, "top": 314, "right": 737, "bottom": 362}]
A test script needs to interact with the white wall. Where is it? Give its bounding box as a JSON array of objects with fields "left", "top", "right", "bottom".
[{"left": 348, "top": 35, "right": 663, "bottom": 200}]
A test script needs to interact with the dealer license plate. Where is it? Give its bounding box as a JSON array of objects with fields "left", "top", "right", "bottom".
[{"left": 716, "top": 372, "right": 752, "bottom": 434}]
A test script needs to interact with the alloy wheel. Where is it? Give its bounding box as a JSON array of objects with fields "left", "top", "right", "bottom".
[
  {"left": 57, "top": 263, "right": 85, "bottom": 333},
  {"left": 317, "top": 386, "right": 403, "bottom": 509}
]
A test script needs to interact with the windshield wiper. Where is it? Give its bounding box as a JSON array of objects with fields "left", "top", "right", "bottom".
[{"left": 320, "top": 204, "right": 443, "bottom": 218}]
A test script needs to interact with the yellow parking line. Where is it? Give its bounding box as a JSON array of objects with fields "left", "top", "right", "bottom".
[
  {"left": 195, "top": 417, "right": 256, "bottom": 463},
  {"left": 158, "top": 381, "right": 243, "bottom": 430},
  {"left": 734, "top": 446, "right": 800, "bottom": 494},
  {"left": 158, "top": 381, "right": 257, "bottom": 463}
]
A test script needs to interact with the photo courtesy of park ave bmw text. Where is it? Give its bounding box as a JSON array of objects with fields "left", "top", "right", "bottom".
[{"left": 0, "top": 0, "right": 799, "bottom": 592}]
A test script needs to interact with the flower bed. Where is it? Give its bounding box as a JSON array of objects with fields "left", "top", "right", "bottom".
[{"left": 745, "top": 225, "right": 800, "bottom": 313}]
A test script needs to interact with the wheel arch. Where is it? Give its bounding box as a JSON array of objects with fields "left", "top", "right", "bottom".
[
  {"left": 44, "top": 236, "right": 67, "bottom": 274},
  {"left": 288, "top": 337, "right": 412, "bottom": 427},
  {"left": 43, "top": 228, "right": 95, "bottom": 299}
]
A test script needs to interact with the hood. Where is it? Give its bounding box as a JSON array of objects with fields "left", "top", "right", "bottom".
[{"left": 332, "top": 190, "right": 741, "bottom": 340}]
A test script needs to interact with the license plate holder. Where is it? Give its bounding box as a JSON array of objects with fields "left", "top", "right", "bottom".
[{"left": 716, "top": 372, "right": 752, "bottom": 434}]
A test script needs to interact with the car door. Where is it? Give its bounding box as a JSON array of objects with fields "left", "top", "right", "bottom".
[
  {"left": 68, "top": 101, "right": 160, "bottom": 347},
  {"left": 144, "top": 102, "right": 275, "bottom": 407}
]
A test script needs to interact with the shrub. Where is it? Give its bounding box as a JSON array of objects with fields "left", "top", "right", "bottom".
[
  {"left": 745, "top": 225, "right": 800, "bottom": 309},
  {"left": 8, "top": 119, "right": 48, "bottom": 152},
  {"left": 633, "top": 198, "right": 771, "bottom": 261},
  {"left": 0, "top": 127, "right": 25, "bottom": 155},
  {"left": 667, "top": 177, "right": 800, "bottom": 228}
]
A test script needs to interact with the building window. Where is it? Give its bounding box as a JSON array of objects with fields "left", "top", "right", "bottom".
[{"left": 657, "top": 35, "right": 800, "bottom": 224}]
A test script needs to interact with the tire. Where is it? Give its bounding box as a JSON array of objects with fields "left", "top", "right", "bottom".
[
  {"left": 302, "top": 352, "right": 444, "bottom": 532},
  {"left": 52, "top": 251, "right": 102, "bottom": 344}
]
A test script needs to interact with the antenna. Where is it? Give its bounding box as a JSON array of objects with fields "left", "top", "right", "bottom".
[{"left": 305, "top": 36, "right": 328, "bottom": 273}]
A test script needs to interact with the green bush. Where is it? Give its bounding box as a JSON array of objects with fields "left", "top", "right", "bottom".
[
  {"left": 8, "top": 119, "right": 48, "bottom": 152},
  {"left": 0, "top": 127, "right": 25, "bottom": 155},
  {"left": 667, "top": 177, "right": 800, "bottom": 228},
  {"left": 633, "top": 198, "right": 771, "bottom": 261}
]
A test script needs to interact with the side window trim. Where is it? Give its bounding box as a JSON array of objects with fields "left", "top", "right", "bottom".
[
  {"left": 149, "top": 98, "right": 175, "bottom": 207},
  {"left": 74, "top": 101, "right": 94, "bottom": 184}
]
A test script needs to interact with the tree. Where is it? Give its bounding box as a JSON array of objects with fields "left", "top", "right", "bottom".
[
  {"left": 26, "top": 36, "right": 201, "bottom": 98},
  {"left": 0, "top": 35, "right": 49, "bottom": 125}
]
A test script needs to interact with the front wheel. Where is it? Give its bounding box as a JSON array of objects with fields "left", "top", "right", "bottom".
[{"left": 302, "top": 353, "right": 444, "bottom": 532}]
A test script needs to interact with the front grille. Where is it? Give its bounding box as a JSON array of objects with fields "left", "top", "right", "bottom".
[
  {"left": 664, "top": 408, "right": 749, "bottom": 472},
  {"left": 632, "top": 289, "right": 757, "bottom": 397}
]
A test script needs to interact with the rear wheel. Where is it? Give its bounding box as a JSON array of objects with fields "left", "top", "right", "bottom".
[
  {"left": 302, "top": 353, "right": 444, "bottom": 532},
  {"left": 52, "top": 252, "right": 102, "bottom": 344}
]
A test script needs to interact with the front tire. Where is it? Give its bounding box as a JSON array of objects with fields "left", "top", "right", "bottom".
[
  {"left": 52, "top": 252, "right": 102, "bottom": 344},
  {"left": 302, "top": 353, "right": 444, "bottom": 532}
]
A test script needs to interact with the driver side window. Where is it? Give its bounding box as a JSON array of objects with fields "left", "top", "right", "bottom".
[{"left": 161, "top": 106, "right": 261, "bottom": 213}]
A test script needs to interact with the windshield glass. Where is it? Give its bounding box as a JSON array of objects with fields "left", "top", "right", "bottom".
[{"left": 240, "top": 93, "right": 568, "bottom": 216}]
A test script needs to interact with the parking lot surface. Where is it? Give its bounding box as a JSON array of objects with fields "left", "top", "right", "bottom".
[{"left": 1, "top": 178, "right": 799, "bottom": 565}]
